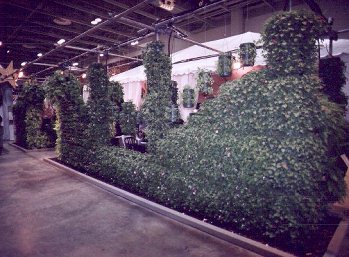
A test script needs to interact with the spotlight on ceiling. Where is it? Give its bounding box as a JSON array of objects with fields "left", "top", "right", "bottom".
[
  {"left": 130, "top": 40, "right": 139, "bottom": 46},
  {"left": 7, "top": 50, "right": 10, "bottom": 53},
  {"left": 57, "top": 39, "right": 66, "bottom": 45},
  {"left": 159, "top": 0, "right": 175, "bottom": 11},
  {"left": 81, "top": 73, "right": 87, "bottom": 79},
  {"left": 99, "top": 53, "right": 104, "bottom": 57},
  {"left": 21, "top": 62, "right": 27, "bottom": 67},
  {"left": 0, "top": 41, "right": 3, "bottom": 46},
  {"left": 72, "top": 62, "right": 79, "bottom": 66},
  {"left": 37, "top": 53, "right": 43, "bottom": 57},
  {"left": 53, "top": 17, "right": 72, "bottom": 26},
  {"left": 91, "top": 18, "right": 102, "bottom": 25}
]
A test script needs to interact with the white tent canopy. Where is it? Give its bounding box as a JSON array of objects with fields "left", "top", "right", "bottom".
[
  {"left": 110, "top": 32, "right": 263, "bottom": 83},
  {"left": 109, "top": 33, "right": 349, "bottom": 121}
]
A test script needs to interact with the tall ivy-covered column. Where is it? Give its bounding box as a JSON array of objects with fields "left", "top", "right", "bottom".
[
  {"left": 142, "top": 41, "right": 172, "bottom": 152},
  {"left": 44, "top": 72, "right": 87, "bottom": 169},
  {"left": 86, "top": 63, "right": 113, "bottom": 146}
]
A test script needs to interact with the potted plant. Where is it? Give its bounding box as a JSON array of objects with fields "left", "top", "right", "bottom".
[
  {"left": 239, "top": 42, "right": 257, "bottom": 67},
  {"left": 216, "top": 52, "right": 232, "bottom": 77},
  {"left": 182, "top": 85, "right": 195, "bottom": 108},
  {"left": 196, "top": 68, "right": 213, "bottom": 96}
]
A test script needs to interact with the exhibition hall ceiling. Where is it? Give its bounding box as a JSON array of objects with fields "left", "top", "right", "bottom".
[{"left": 0, "top": 0, "right": 330, "bottom": 80}]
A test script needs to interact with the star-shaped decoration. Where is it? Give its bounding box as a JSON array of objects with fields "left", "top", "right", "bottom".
[{"left": 0, "top": 61, "right": 19, "bottom": 87}]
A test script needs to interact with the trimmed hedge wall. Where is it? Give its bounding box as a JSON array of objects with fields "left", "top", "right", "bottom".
[
  {"left": 13, "top": 81, "right": 56, "bottom": 149},
  {"left": 44, "top": 72, "right": 88, "bottom": 169}
]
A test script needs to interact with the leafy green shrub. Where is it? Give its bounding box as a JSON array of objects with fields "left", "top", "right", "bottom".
[
  {"left": 142, "top": 41, "right": 172, "bottom": 151},
  {"left": 92, "top": 146, "right": 165, "bottom": 198},
  {"left": 262, "top": 10, "right": 326, "bottom": 76},
  {"left": 25, "top": 107, "right": 51, "bottom": 149},
  {"left": 151, "top": 10, "right": 347, "bottom": 246},
  {"left": 86, "top": 63, "right": 113, "bottom": 146},
  {"left": 182, "top": 86, "right": 195, "bottom": 108},
  {"left": 239, "top": 42, "right": 257, "bottom": 67},
  {"left": 44, "top": 71, "right": 88, "bottom": 169},
  {"left": 13, "top": 81, "right": 56, "bottom": 149},
  {"left": 109, "top": 80, "right": 124, "bottom": 136},
  {"left": 119, "top": 101, "right": 137, "bottom": 135},
  {"left": 196, "top": 68, "right": 213, "bottom": 95},
  {"left": 319, "top": 57, "right": 348, "bottom": 108}
]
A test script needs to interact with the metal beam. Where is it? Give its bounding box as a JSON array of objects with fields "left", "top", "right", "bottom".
[
  {"left": 30, "top": 21, "right": 120, "bottom": 44},
  {"left": 63, "top": 45, "right": 142, "bottom": 61},
  {"left": 23, "top": 0, "right": 153, "bottom": 74},
  {"left": 101, "top": 0, "right": 159, "bottom": 21},
  {"left": 6, "top": 2, "right": 132, "bottom": 39},
  {"left": 173, "top": 34, "right": 223, "bottom": 54}
]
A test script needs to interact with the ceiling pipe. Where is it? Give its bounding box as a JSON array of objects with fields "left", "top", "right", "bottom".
[
  {"left": 31, "top": 47, "right": 98, "bottom": 77},
  {"left": 111, "top": 32, "right": 155, "bottom": 49},
  {"left": 154, "top": 0, "right": 231, "bottom": 29},
  {"left": 22, "top": 0, "right": 153, "bottom": 73},
  {"left": 33, "top": 62, "right": 58, "bottom": 67},
  {"left": 172, "top": 33, "right": 223, "bottom": 54},
  {"left": 64, "top": 45, "right": 142, "bottom": 61}
]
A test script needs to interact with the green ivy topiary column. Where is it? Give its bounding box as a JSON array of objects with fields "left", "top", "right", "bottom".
[
  {"left": 86, "top": 63, "right": 113, "bottom": 146},
  {"left": 44, "top": 72, "right": 87, "bottom": 169},
  {"left": 142, "top": 41, "right": 172, "bottom": 152}
]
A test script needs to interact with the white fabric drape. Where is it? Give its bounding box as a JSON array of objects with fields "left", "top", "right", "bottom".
[
  {"left": 121, "top": 81, "right": 143, "bottom": 110},
  {"left": 172, "top": 73, "right": 198, "bottom": 121}
]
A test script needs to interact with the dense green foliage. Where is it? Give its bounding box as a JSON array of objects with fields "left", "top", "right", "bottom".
[
  {"left": 150, "top": 10, "right": 346, "bottom": 246},
  {"left": 25, "top": 107, "right": 52, "bottom": 148},
  {"left": 182, "top": 86, "right": 195, "bottom": 108},
  {"left": 13, "top": 81, "right": 56, "bottom": 149},
  {"left": 216, "top": 52, "right": 232, "bottom": 77},
  {"left": 262, "top": 11, "right": 326, "bottom": 76},
  {"left": 239, "top": 43, "right": 257, "bottom": 67},
  {"left": 119, "top": 101, "right": 137, "bottom": 135},
  {"left": 319, "top": 57, "right": 348, "bottom": 108},
  {"left": 86, "top": 63, "right": 113, "bottom": 146},
  {"left": 141, "top": 41, "right": 172, "bottom": 151},
  {"left": 44, "top": 72, "right": 87, "bottom": 169},
  {"left": 48, "top": 10, "right": 347, "bottom": 254},
  {"left": 154, "top": 70, "right": 347, "bottom": 244},
  {"left": 109, "top": 80, "right": 124, "bottom": 136},
  {"left": 196, "top": 68, "right": 213, "bottom": 95}
]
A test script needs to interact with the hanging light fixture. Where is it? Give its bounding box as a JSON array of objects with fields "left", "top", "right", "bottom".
[{"left": 159, "top": 0, "right": 175, "bottom": 11}]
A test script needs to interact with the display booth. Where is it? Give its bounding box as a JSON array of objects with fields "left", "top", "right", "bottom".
[{"left": 109, "top": 32, "right": 349, "bottom": 122}]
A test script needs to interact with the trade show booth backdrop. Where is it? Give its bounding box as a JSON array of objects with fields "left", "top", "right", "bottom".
[{"left": 109, "top": 32, "right": 349, "bottom": 122}]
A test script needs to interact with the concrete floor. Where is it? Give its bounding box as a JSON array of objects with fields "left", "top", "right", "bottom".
[{"left": 0, "top": 143, "right": 261, "bottom": 257}]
